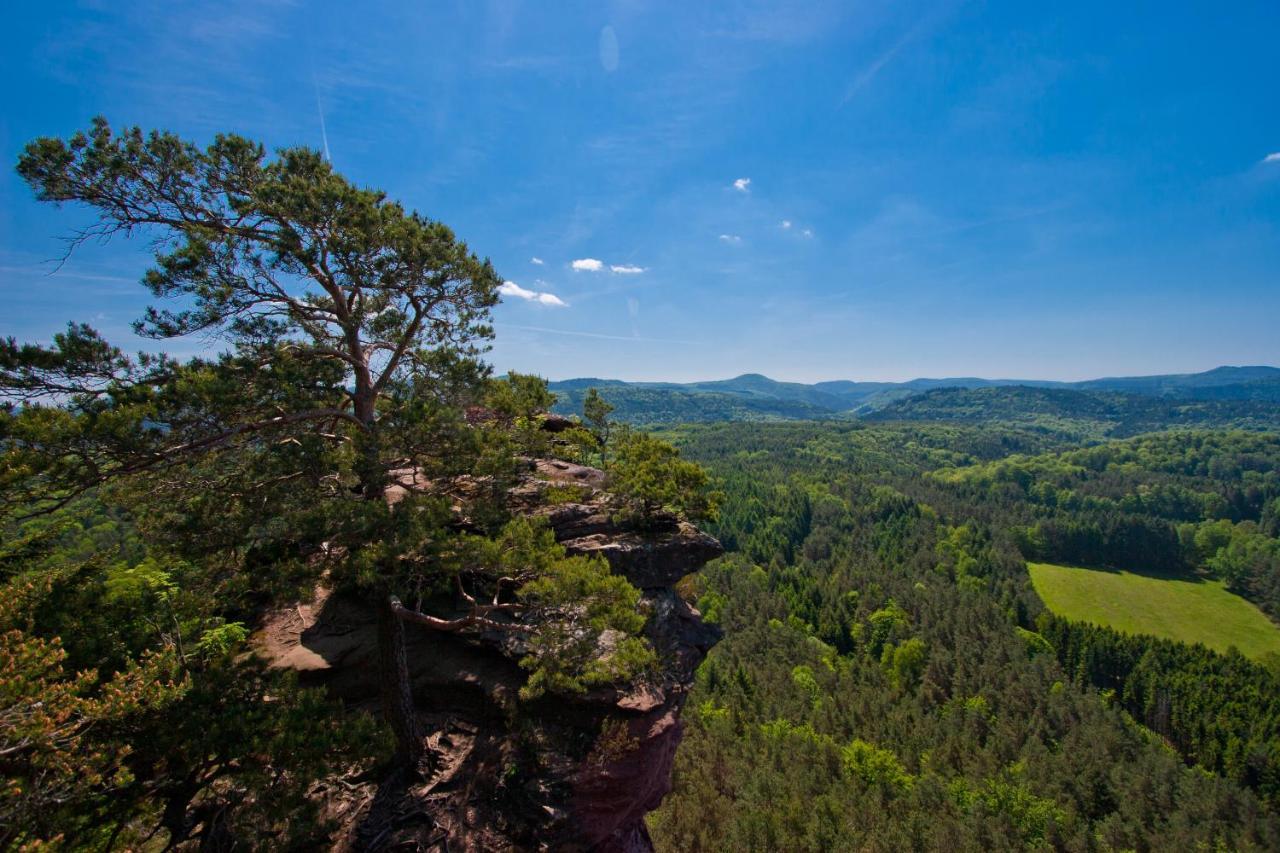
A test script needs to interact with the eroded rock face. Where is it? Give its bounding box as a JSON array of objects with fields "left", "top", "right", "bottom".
[
  {"left": 533, "top": 505, "right": 722, "bottom": 590},
  {"left": 524, "top": 457, "right": 724, "bottom": 592},
  {"left": 257, "top": 459, "right": 722, "bottom": 852},
  {"left": 568, "top": 588, "right": 720, "bottom": 851}
]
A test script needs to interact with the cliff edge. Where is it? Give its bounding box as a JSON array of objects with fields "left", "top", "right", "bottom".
[{"left": 257, "top": 456, "right": 723, "bottom": 851}]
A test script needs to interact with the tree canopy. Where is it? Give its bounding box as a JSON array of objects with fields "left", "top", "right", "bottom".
[{"left": 0, "top": 119, "right": 675, "bottom": 846}]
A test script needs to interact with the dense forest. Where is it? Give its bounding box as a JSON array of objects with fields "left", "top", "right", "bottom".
[
  {"left": 649, "top": 421, "right": 1280, "bottom": 850},
  {"left": 867, "top": 386, "right": 1280, "bottom": 439},
  {"left": 932, "top": 431, "right": 1280, "bottom": 618},
  {"left": 551, "top": 382, "right": 834, "bottom": 423},
  {"left": 15, "top": 384, "right": 1280, "bottom": 848}
]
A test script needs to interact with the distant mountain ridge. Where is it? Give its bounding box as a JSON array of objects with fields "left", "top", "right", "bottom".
[
  {"left": 548, "top": 366, "right": 1280, "bottom": 426},
  {"left": 863, "top": 385, "right": 1280, "bottom": 439}
]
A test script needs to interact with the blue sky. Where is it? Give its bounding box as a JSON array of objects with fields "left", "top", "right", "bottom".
[{"left": 2, "top": 1, "right": 1279, "bottom": 382}]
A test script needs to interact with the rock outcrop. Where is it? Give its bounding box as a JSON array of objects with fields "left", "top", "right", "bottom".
[{"left": 257, "top": 456, "right": 722, "bottom": 851}]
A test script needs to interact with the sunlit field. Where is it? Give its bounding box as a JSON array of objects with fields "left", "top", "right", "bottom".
[{"left": 1029, "top": 562, "right": 1280, "bottom": 661}]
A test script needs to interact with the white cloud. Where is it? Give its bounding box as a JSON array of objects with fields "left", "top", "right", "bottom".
[
  {"left": 733, "top": 177, "right": 751, "bottom": 192},
  {"left": 801, "top": 228, "right": 814, "bottom": 238},
  {"left": 569, "top": 258, "right": 646, "bottom": 274},
  {"left": 499, "top": 280, "right": 568, "bottom": 307},
  {"left": 531, "top": 256, "right": 544, "bottom": 265},
  {"left": 719, "top": 234, "right": 742, "bottom": 245},
  {"left": 780, "top": 219, "right": 792, "bottom": 229},
  {"left": 499, "top": 281, "right": 534, "bottom": 298},
  {"left": 1264, "top": 152, "right": 1280, "bottom": 164}
]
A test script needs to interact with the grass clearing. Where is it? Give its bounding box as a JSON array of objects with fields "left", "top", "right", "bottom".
[{"left": 1028, "top": 561, "right": 1280, "bottom": 661}]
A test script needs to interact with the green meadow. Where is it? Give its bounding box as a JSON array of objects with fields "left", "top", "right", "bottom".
[{"left": 1029, "top": 561, "right": 1280, "bottom": 661}]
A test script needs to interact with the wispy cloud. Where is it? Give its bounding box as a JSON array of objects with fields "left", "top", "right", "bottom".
[
  {"left": 719, "top": 234, "right": 743, "bottom": 245},
  {"left": 840, "top": 17, "right": 933, "bottom": 106},
  {"left": 571, "top": 258, "right": 604, "bottom": 272},
  {"left": 498, "top": 323, "right": 694, "bottom": 345},
  {"left": 531, "top": 256, "right": 545, "bottom": 265},
  {"left": 610, "top": 264, "right": 646, "bottom": 274},
  {"left": 926, "top": 202, "right": 1069, "bottom": 238},
  {"left": 50, "top": 0, "right": 303, "bottom": 135},
  {"left": 802, "top": 228, "right": 814, "bottom": 238},
  {"left": 1264, "top": 152, "right": 1280, "bottom": 164},
  {"left": 485, "top": 55, "right": 568, "bottom": 72},
  {"left": 780, "top": 219, "right": 792, "bottom": 229},
  {"left": 499, "top": 280, "right": 568, "bottom": 307},
  {"left": 707, "top": 3, "right": 849, "bottom": 44},
  {"left": 0, "top": 265, "right": 137, "bottom": 285},
  {"left": 733, "top": 177, "right": 751, "bottom": 192}
]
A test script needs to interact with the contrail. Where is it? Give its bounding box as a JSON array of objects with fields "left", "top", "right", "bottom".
[
  {"left": 839, "top": 21, "right": 925, "bottom": 106},
  {"left": 839, "top": 3, "right": 961, "bottom": 107},
  {"left": 313, "top": 76, "right": 332, "bottom": 164}
]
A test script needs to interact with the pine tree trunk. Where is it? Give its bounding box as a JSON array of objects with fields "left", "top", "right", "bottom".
[
  {"left": 352, "top": 385, "right": 422, "bottom": 768},
  {"left": 377, "top": 594, "right": 423, "bottom": 766}
]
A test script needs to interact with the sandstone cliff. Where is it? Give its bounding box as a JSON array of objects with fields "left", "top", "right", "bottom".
[{"left": 258, "top": 456, "right": 722, "bottom": 851}]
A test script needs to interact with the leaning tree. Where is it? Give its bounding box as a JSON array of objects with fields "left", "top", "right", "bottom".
[{"left": 6, "top": 119, "right": 652, "bottom": 767}]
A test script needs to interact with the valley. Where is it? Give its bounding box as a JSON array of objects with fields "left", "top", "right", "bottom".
[{"left": 647, "top": 416, "right": 1280, "bottom": 848}]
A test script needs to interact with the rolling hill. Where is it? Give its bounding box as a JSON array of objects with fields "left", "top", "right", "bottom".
[
  {"left": 547, "top": 366, "right": 1280, "bottom": 427},
  {"left": 863, "top": 385, "right": 1280, "bottom": 438}
]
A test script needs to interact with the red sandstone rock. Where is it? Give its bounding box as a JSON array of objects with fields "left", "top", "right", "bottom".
[{"left": 254, "top": 458, "right": 722, "bottom": 851}]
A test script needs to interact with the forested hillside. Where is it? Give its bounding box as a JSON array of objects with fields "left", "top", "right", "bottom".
[
  {"left": 549, "top": 371, "right": 1280, "bottom": 428},
  {"left": 867, "top": 386, "right": 1280, "bottom": 439},
  {"left": 933, "top": 431, "right": 1280, "bottom": 617},
  {"left": 649, "top": 422, "right": 1280, "bottom": 849},
  {"left": 550, "top": 382, "right": 835, "bottom": 423}
]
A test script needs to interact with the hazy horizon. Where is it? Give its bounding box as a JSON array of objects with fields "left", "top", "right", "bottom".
[{"left": 535, "top": 363, "right": 1280, "bottom": 386}]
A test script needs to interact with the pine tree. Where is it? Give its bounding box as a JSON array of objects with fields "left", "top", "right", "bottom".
[{"left": 7, "top": 119, "right": 654, "bottom": 769}]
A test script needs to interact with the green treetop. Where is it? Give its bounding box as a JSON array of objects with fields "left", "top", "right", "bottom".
[
  {"left": 5, "top": 119, "right": 655, "bottom": 777},
  {"left": 608, "top": 431, "right": 720, "bottom": 528}
]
